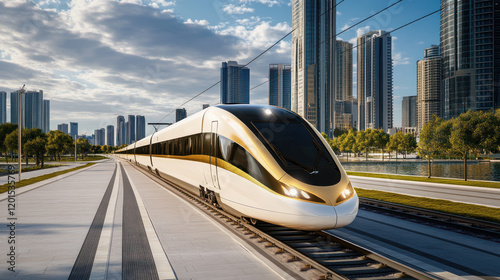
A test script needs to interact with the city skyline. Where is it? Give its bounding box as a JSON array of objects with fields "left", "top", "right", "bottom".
[{"left": 0, "top": 0, "right": 442, "bottom": 136}]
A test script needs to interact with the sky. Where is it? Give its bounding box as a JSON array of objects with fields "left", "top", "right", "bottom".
[{"left": 0, "top": 0, "right": 441, "bottom": 137}]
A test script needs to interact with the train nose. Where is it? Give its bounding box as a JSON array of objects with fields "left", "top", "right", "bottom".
[{"left": 333, "top": 193, "right": 359, "bottom": 228}]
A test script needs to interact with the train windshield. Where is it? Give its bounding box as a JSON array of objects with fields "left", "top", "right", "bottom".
[
  {"left": 251, "top": 121, "right": 340, "bottom": 186},
  {"left": 252, "top": 121, "right": 332, "bottom": 172}
]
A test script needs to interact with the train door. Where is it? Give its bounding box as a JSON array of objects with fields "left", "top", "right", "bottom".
[{"left": 210, "top": 121, "right": 220, "bottom": 189}]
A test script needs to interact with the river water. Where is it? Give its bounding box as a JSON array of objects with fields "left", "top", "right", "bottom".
[{"left": 341, "top": 160, "right": 500, "bottom": 182}]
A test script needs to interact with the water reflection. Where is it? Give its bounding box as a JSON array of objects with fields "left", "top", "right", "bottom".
[{"left": 341, "top": 161, "right": 500, "bottom": 182}]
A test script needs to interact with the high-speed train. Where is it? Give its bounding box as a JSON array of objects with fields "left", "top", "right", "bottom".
[{"left": 115, "top": 105, "right": 358, "bottom": 230}]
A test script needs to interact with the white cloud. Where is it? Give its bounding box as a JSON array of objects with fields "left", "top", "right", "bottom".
[
  {"left": 184, "top": 18, "right": 209, "bottom": 26},
  {"left": 237, "top": 0, "right": 282, "bottom": 7},
  {"left": 223, "top": 4, "right": 254, "bottom": 14},
  {"left": 336, "top": 11, "right": 342, "bottom": 16}
]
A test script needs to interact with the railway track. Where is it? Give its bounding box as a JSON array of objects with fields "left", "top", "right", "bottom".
[
  {"left": 359, "top": 197, "right": 500, "bottom": 242},
  {"left": 127, "top": 160, "right": 438, "bottom": 280}
]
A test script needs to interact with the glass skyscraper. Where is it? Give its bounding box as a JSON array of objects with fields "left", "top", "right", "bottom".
[
  {"left": 441, "top": 0, "right": 500, "bottom": 119},
  {"left": 70, "top": 122, "right": 78, "bottom": 138},
  {"left": 127, "top": 115, "right": 135, "bottom": 144},
  {"left": 291, "top": 0, "right": 336, "bottom": 135},
  {"left": 106, "top": 125, "right": 114, "bottom": 146},
  {"left": 117, "top": 115, "right": 125, "bottom": 146},
  {"left": 175, "top": 108, "right": 187, "bottom": 122},
  {"left": 0, "top": 91, "right": 6, "bottom": 125},
  {"left": 136, "top": 115, "right": 146, "bottom": 140},
  {"left": 268, "top": 64, "right": 291, "bottom": 110},
  {"left": 357, "top": 30, "right": 393, "bottom": 132},
  {"left": 220, "top": 61, "right": 250, "bottom": 104}
]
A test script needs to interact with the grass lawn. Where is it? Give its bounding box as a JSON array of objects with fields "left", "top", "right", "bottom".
[
  {"left": 0, "top": 164, "right": 64, "bottom": 175},
  {"left": 355, "top": 188, "right": 500, "bottom": 224},
  {"left": 0, "top": 162, "right": 96, "bottom": 194},
  {"left": 347, "top": 171, "right": 500, "bottom": 189},
  {"left": 0, "top": 155, "right": 108, "bottom": 163}
]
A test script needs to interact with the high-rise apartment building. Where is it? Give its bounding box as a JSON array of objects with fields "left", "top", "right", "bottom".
[
  {"left": 291, "top": 0, "right": 336, "bottom": 135},
  {"left": 220, "top": 61, "right": 250, "bottom": 104},
  {"left": 124, "top": 121, "right": 128, "bottom": 145},
  {"left": 176, "top": 108, "right": 187, "bottom": 122},
  {"left": 70, "top": 122, "right": 78, "bottom": 138},
  {"left": 43, "top": 100, "right": 50, "bottom": 133},
  {"left": 10, "top": 91, "right": 19, "bottom": 125},
  {"left": 94, "top": 128, "right": 105, "bottom": 146},
  {"left": 57, "top": 123, "right": 68, "bottom": 134},
  {"left": 441, "top": 0, "right": 500, "bottom": 119},
  {"left": 335, "top": 40, "right": 354, "bottom": 130},
  {"left": 9, "top": 90, "right": 49, "bottom": 130},
  {"left": 269, "top": 64, "right": 291, "bottom": 110},
  {"left": 0, "top": 91, "right": 6, "bottom": 124},
  {"left": 136, "top": 115, "right": 146, "bottom": 140},
  {"left": 106, "top": 125, "right": 114, "bottom": 146},
  {"left": 417, "top": 45, "right": 442, "bottom": 131},
  {"left": 127, "top": 115, "right": 135, "bottom": 144},
  {"left": 117, "top": 115, "right": 125, "bottom": 146},
  {"left": 357, "top": 30, "right": 393, "bottom": 132},
  {"left": 402, "top": 96, "right": 417, "bottom": 130}
]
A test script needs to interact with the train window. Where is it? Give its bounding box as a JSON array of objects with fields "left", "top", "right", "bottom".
[
  {"left": 202, "top": 133, "right": 211, "bottom": 156},
  {"left": 219, "top": 136, "right": 232, "bottom": 161},
  {"left": 230, "top": 144, "right": 249, "bottom": 173}
]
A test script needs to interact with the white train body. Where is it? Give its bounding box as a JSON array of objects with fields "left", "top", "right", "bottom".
[{"left": 116, "top": 105, "right": 358, "bottom": 231}]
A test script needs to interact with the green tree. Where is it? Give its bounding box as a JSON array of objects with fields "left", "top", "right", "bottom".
[
  {"left": 5, "top": 128, "right": 45, "bottom": 165},
  {"left": 24, "top": 136, "right": 47, "bottom": 167},
  {"left": 371, "top": 129, "right": 390, "bottom": 161},
  {"left": 0, "top": 123, "right": 18, "bottom": 163},
  {"left": 356, "top": 129, "right": 374, "bottom": 161},
  {"left": 449, "top": 110, "right": 478, "bottom": 181},
  {"left": 46, "top": 130, "right": 74, "bottom": 161},
  {"left": 388, "top": 131, "right": 403, "bottom": 160},
  {"left": 77, "top": 138, "right": 91, "bottom": 159},
  {"left": 399, "top": 133, "right": 417, "bottom": 158},
  {"left": 418, "top": 115, "right": 443, "bottom": 177}
]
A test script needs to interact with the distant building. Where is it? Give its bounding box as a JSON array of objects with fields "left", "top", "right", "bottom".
[
  {"left": 291, "top": 0, "right": 336, "bottom": 135},
  {"left": 106, "top": 125, "right": 114, "bottom": 146},
  {"left": 10, "top": 91, "right": 20, "bottom": 125},
  {"left": 335, "top": 40, "right": 354, "bottom": 131},
  {"left": 441, "top": 0, "right": 500, "bottom": 119},
  {"left": 402, "top": 96, "right": 417, "bottom": 130},
  {"left": 176, "top": 108, "right": 187, "bottom": 122},
  {"left": 351, "top": 98, "right": 358, "bottom": 130},
  {"left": 269, "top": 64, "right": 291, "bottom": 110},
  {"left": 203, "top": 104, "right": 210, "bottom": 109},
  {"left": 417, "top": 45, "right": 441, "bottom": 131},
  {"left": 357, "top": 30, "right": 393, "bottom": 132},
  {"left": 127, "top": 115, "right": 135, "bottom": 144},
  {"left": 124, "top": 121, "right": 128, "bottom": 145},
  {"left": 23, "top": 90, "right": 43, "bottom": 130},
  {"left": 94, "top": 128, "right": 105, "bottom": 146},
  {"left": 0, "top": 91, "right": 6, "bottom": 124},
  {"left": 70, "top": 122, "right": 78, "bottom": 138},
  {"left": 136, "top": 115, "right": 146, "bottom": 140},
  {"left": 43, "top": 100, "right": 50, "bottom": 133},
  {"left": 116, "top": 115, "right": 125, "bottom": 146},
  {"left": 220, "top": 61, "right": 250, "bottom": 104},
  {"left": 57, "top": 123, "right": 68, "bottom": 134}
]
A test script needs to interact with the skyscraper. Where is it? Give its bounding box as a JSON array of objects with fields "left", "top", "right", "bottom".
[
  {"left": 117, "top": 115, "right": 125, "bottom": 146},
  {"left": 127, "top": 115, "right": 135, "bottom": 144},
  {"left": 57, "top": 123, "right": 68, "bottom": 134},
  {"left": 402, "top": 96, "right": 417, "bottom": 130},
  {"left": 220, "top": 61, "right": 250, "bottom": 104},
  {"left": 269, "top": 64, "right": 291, "bottom": 110},
  {"left": 417, "top": 45, "right": 441, "bottom": 131},
  {"left": 124, "top": 121, "right": 128, "bottom": 145},
  {"left": 10, "top": 91, "right": 19, "bottom": 125},
  {"left": 70, "top": 122, "right": 78, "bottom": 138},
  {"left": 176, "top": 108, "right": 187, "bottom": 122},
  {"left": 43, "top": 100, "right": 50, "bottom": 133},
  {"left": 357, "top": 30, "right": 393, "bottom": 132},
  {"left": 94, "top": 128, "right": 105, "bottom": 146},
  {"left": 441, "top": 0, "right": 500, "bottom": 119},
  {"left": 0, "top": 91, "right": 6, "bottom": 124},
  {"left": 136, "top": 115, "right": 146, "bottom": 140},
  {"left": 335, "top": 40, "right": 354, "bottom": 130},
  {"left": 106, "top": 125, "right": 115, "bottom": 146},
  {"left": 291, "top": 0, "right": 336, "bottom": 135}
]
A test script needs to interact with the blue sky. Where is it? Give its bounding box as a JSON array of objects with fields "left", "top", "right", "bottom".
[{"left": 0, "top": 0, "right": 441, "bottom": 136}]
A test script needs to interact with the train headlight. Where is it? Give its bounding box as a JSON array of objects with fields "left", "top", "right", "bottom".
[
  {"left": 281, "top": 183, "right": 322, "bottom": 202},
  {"left": 336, "top": 181, "right": 355, "bottom": 204}
]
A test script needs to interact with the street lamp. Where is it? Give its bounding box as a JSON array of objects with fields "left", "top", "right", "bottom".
[{"left": 18, "top": 84, "right": 25, "bottom": 182}]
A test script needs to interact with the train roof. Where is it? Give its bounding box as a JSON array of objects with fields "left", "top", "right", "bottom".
[{"left": 215, "top": 104, "right": 301, "bottom": 124}]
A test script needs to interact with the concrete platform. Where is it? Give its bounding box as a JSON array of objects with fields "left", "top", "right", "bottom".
[{"left": 0, "top": 159, "right": 286, "bottom": 279}]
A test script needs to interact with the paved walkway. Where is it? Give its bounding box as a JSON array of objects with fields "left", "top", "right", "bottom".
[
  {"left": 350, "top": 175, "right": 500, "bottom": 208},
  {"left": 0, "top": 159, "right": 287, "bottom": 279}
]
